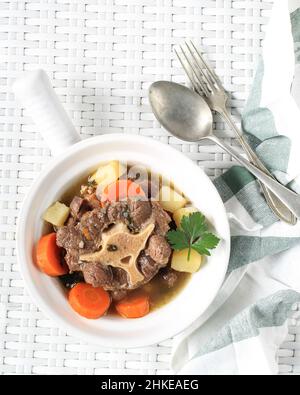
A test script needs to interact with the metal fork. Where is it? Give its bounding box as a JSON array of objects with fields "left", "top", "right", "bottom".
[{"left": 175, "top": 41, "right": 296, "bottom": 225}]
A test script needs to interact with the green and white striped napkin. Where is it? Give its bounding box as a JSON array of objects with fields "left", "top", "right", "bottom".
[{"left": 172, "top": 0, "right": 300, "bottom": 375}]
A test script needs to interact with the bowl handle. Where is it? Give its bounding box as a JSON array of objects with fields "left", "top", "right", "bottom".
[{"left": 12, "top": 69, "right": 81, "bottom": 155}]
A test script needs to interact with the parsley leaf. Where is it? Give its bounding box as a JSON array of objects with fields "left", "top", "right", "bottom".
[
  {"left": 181, "top": 212, "right": 208, "bottom": 242},
  {"left": 191, "top": 233, "right": 220, "bottom": 256},
  {"left": 166, "top": 230, "right": 189, "bottom": 250},
  {"left": 167, "top": 212, "right": 220, "bottom": 260}
]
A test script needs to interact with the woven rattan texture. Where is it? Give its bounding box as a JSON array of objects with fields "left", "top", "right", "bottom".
[{"left": 1, "top": 0, "right": 299, "bottom": 375}]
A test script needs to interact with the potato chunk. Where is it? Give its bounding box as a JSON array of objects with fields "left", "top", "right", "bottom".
[
  {"left": 158, "top": 186, "right": 187, "bottom": 213},
  {"left": 90, "top": 161, "right": 126, "bottom": 190},
  {"left": 171, "top": 249, "right": 202, "bottom": 273},
  {"left": 43, "top": 201, "right": 70, "bottom": 227},
  {"left": 173, "top": 207, "right": 198, "bottom": 228}
]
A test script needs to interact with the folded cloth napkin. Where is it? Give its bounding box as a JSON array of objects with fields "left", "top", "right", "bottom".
[{"left": 171, "top": 0, "right": 300, "bottom": 375}]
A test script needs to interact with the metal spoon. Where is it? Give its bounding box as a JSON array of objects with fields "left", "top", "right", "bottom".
[{"left": 149, "top": 81, "right": 300, "bottom": 220}]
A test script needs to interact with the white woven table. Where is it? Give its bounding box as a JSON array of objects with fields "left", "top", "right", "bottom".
[{"left": 1, "top": 0, "right": 299, "bottom": 375}]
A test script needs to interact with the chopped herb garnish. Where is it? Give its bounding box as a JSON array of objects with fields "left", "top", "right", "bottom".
[
  {"left": 87, "top": 178, "right": 97, "bottom": 188},
  {"left": 167, "top": 212, "right": 220, "bottom": 260}
]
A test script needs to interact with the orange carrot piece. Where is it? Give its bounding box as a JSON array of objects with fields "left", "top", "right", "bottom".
[
  {"left": 82, "top": 227, "right": 92, "bottom": 241},
  {"left": 36, "top": 233, "right": 68, "bottom": 276},
  {"left": 101, "top": 179, "right": 146, "bottom": 203},
  {"left": 115, "top": 294, "right": 150, "bottom": 319},
  {"left": 69, "top": 283, "right": 111, "bottom": 319}
]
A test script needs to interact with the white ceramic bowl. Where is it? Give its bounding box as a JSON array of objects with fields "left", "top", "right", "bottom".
[{"left": 17, "top": 133, "right": 230, "bottom": 348}]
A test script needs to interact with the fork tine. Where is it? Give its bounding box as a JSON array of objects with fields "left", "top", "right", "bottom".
[
  {"left": 176, "top": 46, "right": 208, "bottom": 96},
  {"left": 174, "top": 47, "right": 199, "bottom": 93},
  {"left": 183, "top": 42, "right": 213, "bottom": 93},
  {"left": 179, "top": 44, "right": 210, "bottom": 96},
  {"left": 189, "top": 40, "right": 224, "bottom": 91}
]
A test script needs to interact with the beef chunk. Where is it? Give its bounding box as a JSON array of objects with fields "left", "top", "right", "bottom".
[
  {"left": 151, "top": 201, "right": 171, "bottom": 235},
  {"left": 161, "top": 268, "right": 178, "bottom": 288},
  {"left": 80, "top": 209, "right": 108, "bottom": 246},
  {"left": 70, "top": 196, "right": 84, "bottom": 217},
  {"left": 129, "top": 199, "right": 152, "bottom": 228},
  {"left": 69, "top": 196, "right": 90, "bottom": 221},
  {"left": 82, "top": 263, "right": 113, "bottom": 288},
  {"left": 106, "top": 201, "right": 129, "bottom": 223},
  {"left": 138, "top": 253, "right": 160, "bottom": 281},
  {"left": 111, "top": 289, "right": 127, "bottom": 302},
  {"left": 56, "top": 226, "right": 83, "bottom": 272},
  {"left": 105, "top": 200, "right": 167, "bottom": 234},
  {"left": 82, "top": 263, "right": 129, "bottom": 291},
  {"left": 111, "top": 267, "right": 128, "bottom": 289},
  {"left": 80, "top": 183, "right": 101, "bottom": 210},
  {"left": 106, "top": 200, "right": 152, "bottom": 231},
  {"left": 82, "top": 262, "right": 128, "bottom": 291},
  {"left": 64, "top": 251, "right": 81, "bottom": 272},
  {"left": 56, "top": 225, "right": 80, "bottom": 249},
  {"left": 84, "top": 193, "right": 102, "bottom": 210},
  {"left": 66, "top": 216, "right": 76, "bottom": 226},
  {"left": 56, "top": 209, "right": 107, "bottom": 272},
  {"left": 57, "top": 207, "right": 115, "bottom": 280},
  {"left": 146, "top": 235, "right": 171, "bottom": 265}
]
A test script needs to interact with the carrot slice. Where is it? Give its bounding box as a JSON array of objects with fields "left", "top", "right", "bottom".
[
  {"left": 69, "top": 283, "right": 111, "bottom": 319},
  {"left": 115, "top": 294, "right": 150, "bottom": 319},
  {"left": 36, "top": 233, "right": 68, "bottom": 276},
  {"left": 101, "top": 180, "right": 146, "bottom": 203}
]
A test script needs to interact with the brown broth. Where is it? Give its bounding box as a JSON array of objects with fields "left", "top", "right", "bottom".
[
  {"left": 133, "top": 271, "right": 191, "bottom": 311},
  {"left": 52, "top": 163, "right": 192, "bottom": 313},
  {"left": 60, "top": 174, "right": 87, "bottom": 205}
]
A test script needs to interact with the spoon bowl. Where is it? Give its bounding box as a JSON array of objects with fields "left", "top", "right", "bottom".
[{"left": 149, "top": 81, "right": 213, "bottom": 142}]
